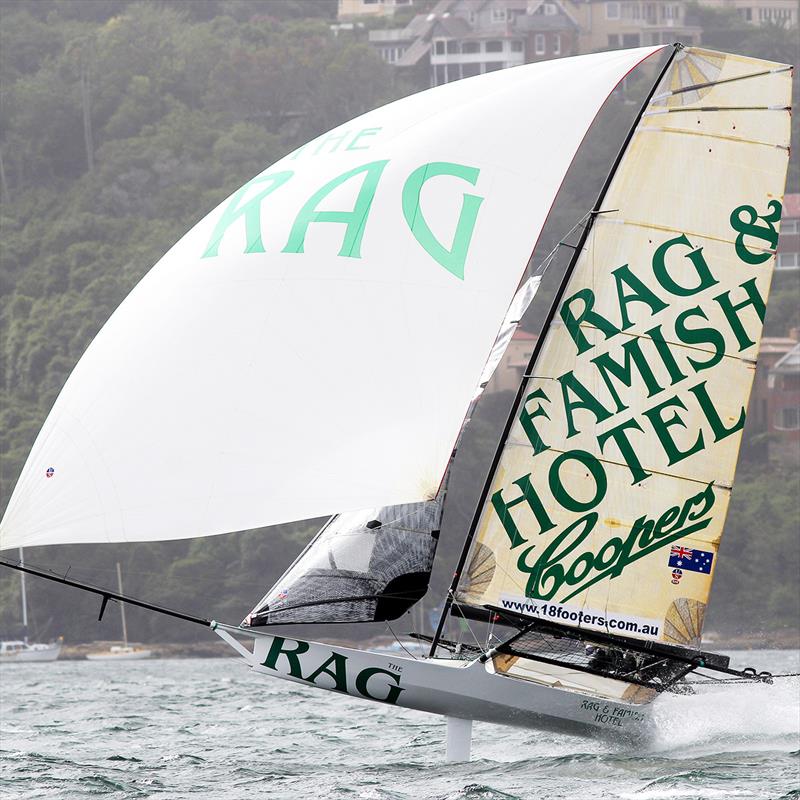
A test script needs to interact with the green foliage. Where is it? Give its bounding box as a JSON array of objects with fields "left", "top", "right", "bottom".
[{"left": 706, "top": 465, "right": 800, "bottom": 632}]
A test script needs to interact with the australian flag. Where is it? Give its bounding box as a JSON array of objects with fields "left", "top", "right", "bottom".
[{"left": 668, "top": 544, "right": 714, "bottom": 574}]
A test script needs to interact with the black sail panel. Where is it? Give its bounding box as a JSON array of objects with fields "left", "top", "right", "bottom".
[{"left": 244, "top": 500, "right": 441, "bottom": 625}]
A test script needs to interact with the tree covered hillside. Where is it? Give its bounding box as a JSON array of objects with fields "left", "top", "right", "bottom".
[{"left": 0, "top": 0, "right": 797, "bottom": 644}]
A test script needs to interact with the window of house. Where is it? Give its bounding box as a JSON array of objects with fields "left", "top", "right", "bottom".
[
  {"left": 491, "top": 8, "right": 507, "bottom": 22},
  {"left": 774, "top": 406, "right": 800, "bottom": 430},
  {"left": 484, "top": 61, "right": 503, "bottom": 72},
  {"left": 781, "top": 219, "right": 799, "bottom": 234},
  {"left": 510, "top": 40, "right": 523, "bottom": 52},
  {"left": 434, "top": 40, "right": 445, "bottom": 55},
  {"left": 608, "top": 33, "right": 620, "bottom": 47},
  {"left": 462, "top": 63, "right": 481, "bottom": 77},
  {"left": 447, "top": 39, "right": 459, "bottom": 54},
  {"left": 535, "top": 33, "right": 546, "bottom": 54},
  {"left": 468, "top": 11, "right": 476, "bottom": 24},
  {"left": 777, "top": 252, "right": 800, "bottom": 270},
  {"left": 784, "top": 374, "right": 800, "bottom": 391},
  {"left": 740, "top": 7, "right": 752, "bottom": 20},
  {"left": 434, "top": 64, "right": 446, "bottom": 85},
  {"left": 363, "top": 0, "right": 379, "bottom": 5},
  {"left": 622, "top": 33, "right": 640, "bottom": 47},
  {"left": 553, "top": 34, "right": 561, "bottom": 55},
  {"left": 544, "top": 2, "right": 557, "bottom": 15},
  {"left": 462, "top": 41, "right": 481, "bottom": 53},
  {"left": 606, "top": 2, "right": 620, "bottom": 19},
  {"left": 447, "top": 64, "right": 461, "bottom": 82},
  {"left": 485, "top": 40, "right": 503, "bottom": 52}
]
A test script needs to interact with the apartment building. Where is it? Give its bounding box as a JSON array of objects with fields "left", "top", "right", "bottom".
[
  {"left": 369, "top": 0, "right": 579, "bottom": 87},
  {"left": 696, "top": 0, "right": 798, "bottom": 27},
  {"left": 566, "top": 0, "right": 702, "bottom": 51}
]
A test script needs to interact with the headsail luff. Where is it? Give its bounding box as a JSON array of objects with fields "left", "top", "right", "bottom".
[
  {"left": 453, "top": 48, "right": 792, "bottom": 649},
  {"left": 0, "top": 47, "right": 664, "bottom": 551}
]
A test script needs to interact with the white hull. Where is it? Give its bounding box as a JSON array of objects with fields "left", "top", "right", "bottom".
[
  {"left": 86, "top": 646, "right": 153, "bottom": 661},
  {"left": 0, "top": 641, "right": 61, "bottom": 664},
  {"left": 213, "top": 624, "right": 656, "bottom": 740}
]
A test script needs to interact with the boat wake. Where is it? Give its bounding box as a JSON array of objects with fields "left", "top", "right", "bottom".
[{"left": 649, "top": 676, "right": 800, "bottom": 755}]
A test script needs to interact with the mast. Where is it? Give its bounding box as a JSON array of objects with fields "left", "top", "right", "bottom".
[
  {"left": 429, "top": 43, "right": 683, "bottom": 657},
  {"left": 116, "top": 562, "right": 128, "bottom": 647},
  {"left": 19, "top": 547, "right": 28, "bottom": 642}
]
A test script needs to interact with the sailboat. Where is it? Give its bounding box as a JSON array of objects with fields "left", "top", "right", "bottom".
[
  {"left": 0, "top": 44, "right": 792, "bottom": 759},
  {"left": 0, "top": 548, "right": 61, "bottom": 664},
  {"left": 86, "top": 563, "right": 152, "bottom": 660}
]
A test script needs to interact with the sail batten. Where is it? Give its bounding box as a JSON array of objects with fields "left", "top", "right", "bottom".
[{"left": 452, "top": 47, "right": 792, "bottom": 649}]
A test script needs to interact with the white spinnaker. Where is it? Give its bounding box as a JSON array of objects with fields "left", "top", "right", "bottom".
[{"left": 0, "top": 47, "right": 664, "bottom": 549}]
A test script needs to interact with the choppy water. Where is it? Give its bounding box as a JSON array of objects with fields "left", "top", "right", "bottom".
[{"left": 1, "top": 650, "right": 798, "bottom": 799}]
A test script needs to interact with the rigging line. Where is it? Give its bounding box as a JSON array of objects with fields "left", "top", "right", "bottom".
[
  {"left": 427, "top": 43, "right": 683, "bottom": 660},
  {"left": 450, "top": 598, "right": 488, "bottom": 656},
  {"left": 650, "top": 65, "right": 792, "bottom": 101},
  {"left": 385, "top": 620, "right": 419, "bottom": 661},
  {"left": 528, "top": 212, "right": 593, "bottom": 274}
]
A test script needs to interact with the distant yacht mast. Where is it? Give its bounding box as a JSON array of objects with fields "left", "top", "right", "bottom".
[
  {"left": 19, "top": 548, "right": 28, "bottom": 641},
  {"left": 116, "top": 562, "right": 128, "bottom": 647}
]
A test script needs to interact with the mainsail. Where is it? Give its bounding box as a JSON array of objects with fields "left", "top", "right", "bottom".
[
  {"left": 453, "top": 48, "right": 792, "bottom": 648},
  {"left": 0, "top": 46, "right": 664, "bottom": 551}
]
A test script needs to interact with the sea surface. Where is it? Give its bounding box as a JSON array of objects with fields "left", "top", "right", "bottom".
[{"left": 1, "top": 650, "right": 798, "bottom": 800}]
